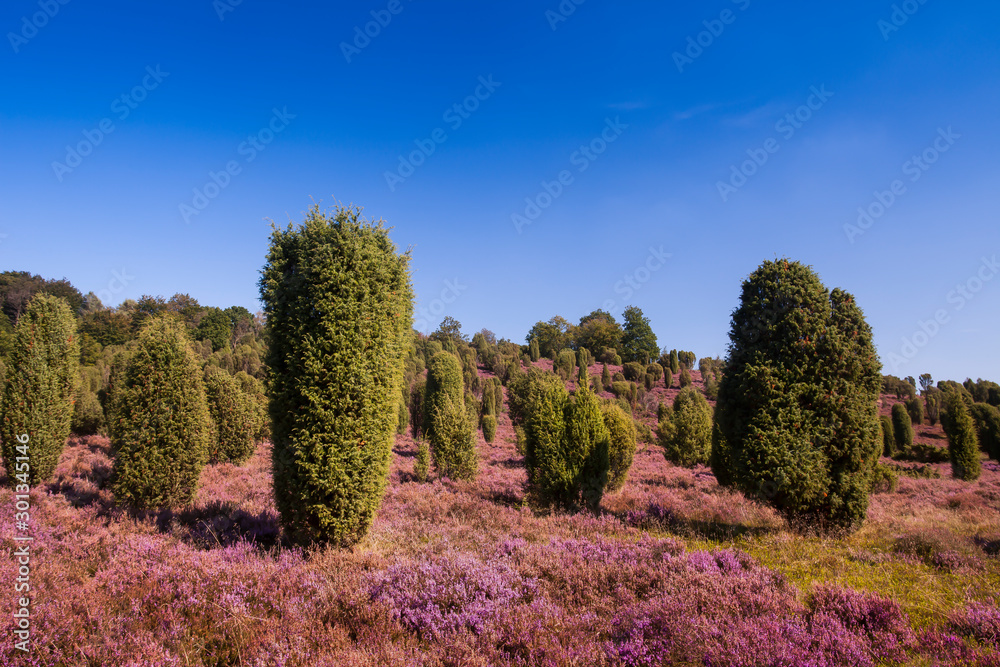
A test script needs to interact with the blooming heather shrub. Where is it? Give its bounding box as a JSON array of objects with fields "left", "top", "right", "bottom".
[
  {"left": 658, "top": 387, "right": 712, "bottom": 467},
  {"left": 482, "top": 414, "right": 497, "bottom": 443},
  {"left": 260, "top": 204, "right": 413, "bottom": 545},
  {"left": 809, "top": 584, "right": 914, "bottom": 663},
  {"left": 942, "top": 391, "right": 981, "bottom": 481},
  {"left": 712, "top": 259, "right": 882, "bottom": 531},
  {"left": 622, "top": 362, "right": 644, "bottom": 382},
  {"left": 892, "top": 403, "right": 914, "bottom": 456},
  {"left": 368, "top": 553, "right": 537, "bottom": 639},
  {"left": 970, "top": 403, "right": 1000, "bottom": 460},
  {"left": 414, "top": 439, "right": 429, "bottom": 482},
  {"left": 205, "top": 369, "right": 257, "bottom": 465},
  {"left": 1, "top": 294, "right": 79, "bottom": 485},
  {"left": 950, "top": 602, "right": 1000, "bottom": 647},
  {"left": 679, "top": 368, "right": 692, "bottom": 388},
  {"left": 430, "top": 393, "right": 477, "bottom": 481},
  {"left": 107, "top": 318, "right": 211, "bottom": 509},
  {"left": 880, "top": 415, "right": 894, "bottom": 457},
  {"left": 71, "top": 388, "right": 104, "bottom": 436},
  {"left": 602, "top": 402, "right": 636, "bottom": 492}
]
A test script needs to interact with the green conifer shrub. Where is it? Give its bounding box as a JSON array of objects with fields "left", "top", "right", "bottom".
[
  {"left": 669, "top": 349, "right": 679, "bottom": 374},
  {"left": 622, "top": 362, "right": 644, "bottom": 382},
  {"left": 679, "top": 368, "right": 692, "bottom": 388},
  {"left": 564, "top": 383, "right": 611, "bottom": 512},
  {"left": 429, "top": 393, "right": 477, "bottom": 481},
  {"left": 646, "top": 364, "right": 663, "bottom": 381},
  {"left": 602, "top": 402, "right": 636, "bottom": 492},
  {"left": 592, "top": 374, "right": 603, "bottom": 395},
  {"left": 602, "top": 363, "right": 611, "bottom": 387},
  {"left": 482, "top": 414, "right": 497, "bottom": 443},
  {"left": 107, "top": 318, "right": 212, "bottom": 508},
  {"left": 424, "top": 352, "right": 464, "bottom": 442},
  {"left": 942, "top": 392, "right": 981, "bottom": 481},
  {"left": 663, "top": 367, "right": 673, "bottom": 390},
  {"left": 1, "top": 294, "right": 80, "bottom": 485},
  {"left": 658, "top": 387, "right": 712, "bottom": 467},
  {"left": 710, "top": 259, "right": 882, "bottom": 531},
  {"left": 410, "top": 378, "right": 426, "bottom": 439},
  {"left": 905, "top": 397, "right": 924, "bottom": 426},
  {"left": 259, "top": 205, "right": 413, "bottom": 545},
  {"left": 891, "top": 403, "right": 913, "bottom": 456},
  {"left": 71, "top": 389, "right": 105, "bottom": 436},
  {"left": 482, "top": 382, "right": 496, "bottom": 417},
  {"left": 556, "top": 348, "right": 576, "bottom": 380},
  {"left": 969, "top": 403, "right": 1000, "bottom": 460},
  {"left": 644, "top": 373, "right": 654, "bottom": 391},
  {"left": 880, "top": 415, "right": 894, "bottom": 457},
  {"left": 529, "top": 338, "right": 540, "bottom": 362},
  {"left": 205, "top": 368, "right": 258, "bottom": 465},
  {"left": 414, "top": 440, "right": 430, "bottom": 482},
  {"left": 234, "top": 371, "right": 269, "bottom": 442}
]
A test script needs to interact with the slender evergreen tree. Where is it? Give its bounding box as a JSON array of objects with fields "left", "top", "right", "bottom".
[{"left": 942, "top": 391, "right": 981, "bottom": 481}]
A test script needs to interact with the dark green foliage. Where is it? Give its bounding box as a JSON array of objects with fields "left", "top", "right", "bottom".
[
  {"left": 918, "top": 373, "right": 933, "bottom": 394},
  {"left": 1, "top": 294, "right": 80, "bottom": 485},
  {"left": 905, "top": 397, "right": 924, "bottom": 426},
  {"left": 870, "top": 462, "right": 899, "bottom": 494},
  {"left": 414, "top": 440, "right": 429, "bottom": 482},
  {"left": 711, "top": 259, "right": 882, "bottom": 531},
  {"left": 925, "top": 388, "right": 941, "bottom": 426},
  {"left": 424, "top": 352, "right": 464, "bottom": 442},
  {"left": 602, "top": 402, "right": 636, "bottom": 492},
  {"left": 891, "top": 403, "right": 913, "bottom": 456},
  {"left": 645, "top": 364, "right": 663, "bottom": 381},
  {"left": 259, "top": 204, "right": 413, "bottom": 546},
  {"left": 678, "top": 351, "right": 696, "bottom": 370},
  {"left": 576, "top": 347, "right": 592, "bottom": 372},
  {"left": 410, "top": 378, "right": 426, "bottom": 439},
  {"left": 195, "top": 307, "right": 234, "bottom": 352},
  {"left": 529, "top": 338, "right": 540, "bottom": 362},
  {"left": 622, "top": 362, "right": 644, "bottom": 382},
  {"left": 880, "top": 415, "right": 894, "bottom": 457},
  {"left": 521, "top": 372, "right": 569, "bottom": 493},
  {"left": 492, "top": 377, "right": 503, "bottom": 415},
  {"left": 576, "top": 310, "right": 622, "bottom": 361},
  {"left": 234, "top": 371, "right": 269, "bottom": 441},
  {"left": 560, "top": 383, "right": 610, "bottom": 512},
  {"left": 658, "top": 387, "right": 712, "bottom": 467},
  {"left": 657, "top": 401, "right": 670, "bottom": 422},
  {"left": 599, "top": 348, "right": 619, "bottom": 365},
  {"left": 397, "top": 393, "right": 410, "bottom": 434},
  {"left": 526, "top": 316, "right": 573, "bottom": 359},
  {"left": 610, "top": 381, "right": 635, "bottom": 403},
  {"left": 482, "top": 414, "right": 497, "bottom": 443},
  {"left": 430, "top": 393, "right": 477, "bottom": 480},
  {"left": 612, "top": 371, "right": 625, "bottom": 383},
  {"left": 643, "top": 373, "right": 654, "bottom": 391},
  {"left": 703, "top": 374, "right": 719, "bottom": 400},
  {"left": 0, "top": 270, "right": 84, "bottom": 325},
  {"left": 464, "top": 391, "right": 481, "bottom": 428},
  {"left": 969, "top": 403, "right": 1000, "bottom": 459},
  {"left": 619, "top": 306, "right": 659, "bottom": 364},
  {"left": 514, "top": 425, "right": 527, "bottom": 456},
  {"left": 883, "top": 375, "right": 917, "bottom": 400},
  {"left": 71, "top": 389, "right": 105, "bottom": 436},
  {"left": 663, "top": 367, "right": 673, "bottom": 390},
  {"left": 601, "top": 363, "right": 611, "bottom": 387},
  {"left": 942, "top": 392, "right": 981, "bottom": 481},
  {"left": 430, "top": 316, "right": 465, "bottom": 345},
  {"left": 205, "top": 369, "right": 257, "bottom": 465},
  {"left": 482, "top": 382, "right": 496, "bottom": 417},
  {"left": 669, "top": 349, "right": 679, "bottom": 374},
  {"left": 107, "top": 318, "right": 212, "bottom": 508},
  {"left": 679, "top": 368, "right": 692, "bottom": 388},
  {"left": 556, "top": 348, "right": 576, "bottom": 380},
  {"left": 592, "top": 374, "right": 603, "bottom": 395}
]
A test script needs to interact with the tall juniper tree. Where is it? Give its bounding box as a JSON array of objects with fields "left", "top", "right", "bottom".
[
  {"left": 260, "top": 204, "right": 413, "bottom": 545},
  {"left": 711, "top": 259, "right": 882, "bottom": 531}
]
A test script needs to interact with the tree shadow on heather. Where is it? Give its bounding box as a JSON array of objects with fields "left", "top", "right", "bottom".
[
  {"left": 45, "top": 436, "right": 116, "bottom": 514},
  {"left": 152, "top": 502, "right": 281, "bottom": 549},
  {"left": 614, "top": 503, "right": 782, "bottom": 541}
]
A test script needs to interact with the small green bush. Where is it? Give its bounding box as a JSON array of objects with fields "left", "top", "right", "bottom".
[
  {"left": 669, "top": 349, "right": 679, "bottom": 374},
  {"left": 610, "top": 381, "right": 635, "bottom": 402},
  {"left": 891, "top": 403, "right": 913, "bottom": 455},
  {"left": 410, "top": 378, "right": 426, "bottom": 439},
  {"left": 612, "top": 371, "right": 625, "bottom": 383},
  {"left": 644, "top": 373, "right": 654, "bottom": 391},
  {"left": 663, "top": 367, "right": 672, "bottom": 389},
  {"left": 482, "top": 414, "right": 497, "bottom": 443},
  {"left": 425, "top": 352, "right": 464, "bottom": 442},
  {"left": 205, "top": 369, "right": 257, "bottom": 465},
  {"left": 233, "top": 371, "right": 269, "bottom": 441},
  {"left": 592, "top": 374, "right": 604, "bottom": 395},
  {"left": 602, "top": 402, "right": 636, "bottom": 492},
  {"left": 1, "top": 294, "right": 80, "bottom": 485},
  {"left": 658, "top": 387, "right": 712, "bottom": 467},
  {"left": 429, "top": 392, "right": 477, "bottom": 480},
  {"left": 679, "top": 368, "right": 692, "bottom": 388},
  {"left": 414, "top": 440, "right": 429, "bottom": 482},
  {"left": 601, "top": 363, "right": 611, "bottom": 387},
  {"left": 905, "top": 397, "right": 924, "bottom": 426},
  {"left": 880, "top": 415, "right": 894, "bottom": 457},
  {"left": 970, "top": 403, "right": 1000, "bottom": 459},
  {"left": 556, "top": 348, "right": 576, "bottom": 380},
  {"left": 71, "top": 389, "right": 105, "bottom": 436},
  {"left": 645, "top": 364, "right": 663, "bottom": 381},
  {"left": 870, "top": 462, "right": 899, "bottom": 494},
  {"left": 622, "top": 362, "right": 644, "bottom": 382},
  {"left": 107, "top": 318, "right": 212, "bottom": 509},
  {"left": 942, "top": 392, "right": 981, "bottom": 481},
  {"left": 529, "top": 338, "right": 540, "bottom": 362},
  {"left": 482, "top": 382, "right": 496, "bottom": 417}
]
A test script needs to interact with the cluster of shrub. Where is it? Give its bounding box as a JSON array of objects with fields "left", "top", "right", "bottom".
[
  {"left": 525, "top": 307, "right": 666, "bottom": 366},
  {"left": 0, "top": 294, "right": 269, "bottom": 507}
]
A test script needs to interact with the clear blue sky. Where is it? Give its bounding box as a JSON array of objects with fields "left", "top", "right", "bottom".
[{"left": 2, "top": 0, "right": 998, "bottom": 383}]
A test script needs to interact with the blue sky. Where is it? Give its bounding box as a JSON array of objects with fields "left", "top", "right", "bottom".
[{"left": 2, "top": 0, "right": 998, "bottom": 383}]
